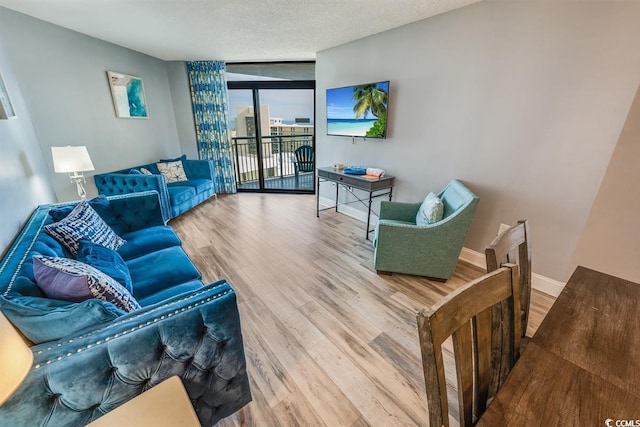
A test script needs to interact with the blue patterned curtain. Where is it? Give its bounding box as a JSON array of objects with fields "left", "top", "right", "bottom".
[{"left": 186, "top": 61, "right": 236, "bottom": 193}]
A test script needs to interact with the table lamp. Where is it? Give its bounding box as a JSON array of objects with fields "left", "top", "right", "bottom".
[
  {"left": 0, "top": 312, "right": 33, "bottom": 406},
  {"left": 51, "top": 146, "right": 95, "bottom": 200}
]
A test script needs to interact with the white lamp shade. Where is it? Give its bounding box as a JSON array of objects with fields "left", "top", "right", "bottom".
[
  {"left": 0, "top": 312, "right": 33, "bottom": 406},
  {"left": 51, "top": 146, "right": 95, "bottom": 173}
]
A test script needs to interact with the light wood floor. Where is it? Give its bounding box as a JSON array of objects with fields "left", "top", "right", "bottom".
[{"left": 169, "top": 193, "right": 556, "bottom": 427}]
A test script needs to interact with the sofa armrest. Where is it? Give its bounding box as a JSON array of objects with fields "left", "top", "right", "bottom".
[
  {"left": 376, "top": 207, "right": 475, "bottom": 257},
  {"left": 0, "top": 280, "right": 251, "bottom": 427},
  {"left": 377, "top": 213, "right": 466, "bottom": 242},
  {"left": 105, "top": 191, "right": 166, "bottom": 233},
  {"left": 183, "top": 160, "right": 216, "bottom": 186},
  {"left": 379, "top": 201, "right": 421, "bottom": 222},
  {"left": 94, "top": 173, "right": 172, "bottom": 222}
]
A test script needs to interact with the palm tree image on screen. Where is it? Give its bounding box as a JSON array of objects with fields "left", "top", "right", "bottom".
[{"left": 353, "top": 84, "right": 388, "bottom": 138}]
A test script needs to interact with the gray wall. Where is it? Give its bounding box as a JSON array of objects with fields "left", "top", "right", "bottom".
[
  {"left": 569, "top": 83, "right": 640, "bottom": 283},
  {"left": 0, "top": 36, "right": 56, "bottom": 252},
  {"left": 167, "top": 61, "right": 199, "bottom": 159},
  {"left": 316, "top": 1, "right": 640, "bottom": 282},
  {"left": 0, "top": 7, "right": 183, "bottom": 202}
]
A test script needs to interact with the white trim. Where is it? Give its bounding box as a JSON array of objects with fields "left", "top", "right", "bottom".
[
  {"left": 318, "top": 196, "right": 371, "bottom": 224},
  {"left": 460, "top": 247, "right": 564, "bottom": 297},
  {"left": 531, "top": 272, "right": 565, "bottom": 298},
  {"left": 459, "top": 247, "right": 486, "bottom": 269},
  {"left": 320, "top": 202, "right": 565, "bottom": 298}
]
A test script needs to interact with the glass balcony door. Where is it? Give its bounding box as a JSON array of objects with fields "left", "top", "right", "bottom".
[{"left": 228, "top": 80, "right": 315, "bottom": 193}]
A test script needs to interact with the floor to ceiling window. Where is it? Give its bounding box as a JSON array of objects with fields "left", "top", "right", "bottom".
[{"left": 226, "top": 62, "right": 315, "bottom": 193}]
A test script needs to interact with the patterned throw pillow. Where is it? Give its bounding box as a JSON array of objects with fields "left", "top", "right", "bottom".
[
  {"left": 45, "top": 201, "right": 126, "bottom": 256},
  {"left": 33, "top": 255, "right": 140, "bottom": 312},
  {"left": 156, "top": 160, "right": 188, "bottom": 183},
  {"left": 48, "top": 195, "right": 110, "bottom": 222},
  {"left": 416, "top": 192, "right": 444, "bottom": 226}
]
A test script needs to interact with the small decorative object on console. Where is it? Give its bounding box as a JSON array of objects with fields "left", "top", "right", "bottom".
[
  {"left": 365, "top": 168, "right": 385, "bottom": 177},
  {"left": 343, "top": 166, "right": 367, "bottom": 175}
]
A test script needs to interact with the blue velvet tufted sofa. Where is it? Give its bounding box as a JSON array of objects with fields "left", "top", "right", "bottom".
[
  {"left": 0, "top": 191, "right": 251, "bottom": 426},
  {"left": 94, "top": 155, "right": 217, "bottom": 222}
]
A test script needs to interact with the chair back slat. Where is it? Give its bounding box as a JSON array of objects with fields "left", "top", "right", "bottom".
[
  {"left": 474, "top": 307, "right": 493, "bottom": 416},
  {"left": 428, "top": 269, "right": 515, "bottom": 343},
  {"left": 417, "top": 316, "right": 449, "bottom": 427},
  {"left": 452, "top": 321, "right": 474, "bottom": 426},
  {"left": 417, "top": 265, "right": 521, "bottom": 426},
  {"left": 485, "top": 220, "right": 531, "bottom": 336}
]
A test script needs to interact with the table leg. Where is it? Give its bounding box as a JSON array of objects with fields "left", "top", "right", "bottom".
[
  {"left": 366, "top": 191, "right": 373, "bottom": 240},
  {"left": 335, "top": 183, "right": 339, "bottom": 212},
  {"left": 316, "top": 176, "right": 320, "bottom": 217}
]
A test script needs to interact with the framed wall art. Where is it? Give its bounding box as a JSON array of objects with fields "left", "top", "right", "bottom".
[
  {"left": 0, "top": 70, "right": 16, "bottom": 119},
  {"left": 107, "top": 71, "right": 148, "bottom": 119}
]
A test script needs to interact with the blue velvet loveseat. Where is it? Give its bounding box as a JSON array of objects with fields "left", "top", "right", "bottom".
[
  {"left": 0, "top": 191, "right": 251, "bottom": 426},
  {"left": 94, "top": 155, "right": 216, "bottom": 222}
]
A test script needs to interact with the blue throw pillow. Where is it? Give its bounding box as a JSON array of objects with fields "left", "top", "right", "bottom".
[
  {"left": 0, "top": 295, "right": 125, "bottom": 344},
  {"left": 45, "top": 201, "right": 126, "bottom": 256},
  {"left": 416, "top": 192, "right": 444, "bottom": 226},
  {"left": 77, "top": 240, "right": 133, "bottom": 293},
  {"left": 159, "top": 154, "right": 187, "bottom": 163},
  {"left": 129, "top": 168, "right": 143, "bottom": 175},
  {"left": 33, "top": 255, "right": 140, "bottom": 312},
  {"left": 49, "top": 195, "right": 110, "bottom": 222}
]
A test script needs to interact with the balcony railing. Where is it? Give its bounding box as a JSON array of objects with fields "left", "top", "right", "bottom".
[{"left": 231, "top": 134, "right": 314, "bottom": 186}]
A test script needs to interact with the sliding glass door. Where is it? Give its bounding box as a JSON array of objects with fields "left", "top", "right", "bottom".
[{"left": 227, "top": 63, "right": 315, "bottom": 193}]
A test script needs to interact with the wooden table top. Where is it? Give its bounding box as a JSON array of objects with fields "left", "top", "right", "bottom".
[{"left": 478, "top": 266, "right": 640, "bottom": 426}]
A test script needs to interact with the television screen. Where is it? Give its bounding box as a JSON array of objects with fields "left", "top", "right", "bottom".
[{"left": 326, "top": 80, "right": 389, "bottom": 138}]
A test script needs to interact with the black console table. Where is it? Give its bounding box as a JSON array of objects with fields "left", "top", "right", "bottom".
[{"left": 316, "top": 166, "right": 395, "bottom": 240}]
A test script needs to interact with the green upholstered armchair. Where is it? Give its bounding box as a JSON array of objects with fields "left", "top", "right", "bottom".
[{"left": 373, "top": 179, "right": 479, "bottom": 280}]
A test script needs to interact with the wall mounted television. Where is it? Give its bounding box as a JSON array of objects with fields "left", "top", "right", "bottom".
[{"left": 326, "top": 80, "right": 389, "bottom": 139}]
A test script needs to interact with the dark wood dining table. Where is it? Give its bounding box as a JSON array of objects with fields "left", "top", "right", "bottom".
[{"left": 477, "top": 266, "right": 640, "bottom": 426}]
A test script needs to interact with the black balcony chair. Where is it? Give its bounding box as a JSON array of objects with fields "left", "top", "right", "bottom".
[{"left": 292, "top": 145, "right": 314, "bottom": 182}]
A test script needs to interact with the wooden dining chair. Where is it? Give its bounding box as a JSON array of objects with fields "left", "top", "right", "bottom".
[
  {"left": 417, "top": 265, "right": 521, "bottom": 427},
  {"left": 485, "top": 220, "right": 531, "bottom": 338}
]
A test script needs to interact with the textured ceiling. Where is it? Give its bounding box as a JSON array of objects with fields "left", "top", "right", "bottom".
[{"left": 0, "top": 0, "right": 481, "bottom": 61}]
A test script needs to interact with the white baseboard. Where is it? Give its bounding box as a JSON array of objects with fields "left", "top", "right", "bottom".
[
  {"left": 531, "top": 273, "right": 564, "bottom": 298},
  {"left": 319, "top": 200, "right": 564, "bottom": 298},
  {"left": 459, "top": 247, "right": 487, "bottom": 269},
  {"left": 459, "top": 248, "right": 564, "bottom": 297},
  {"left": 318, "top": 196, "right": 371, "bottom": 224}
]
